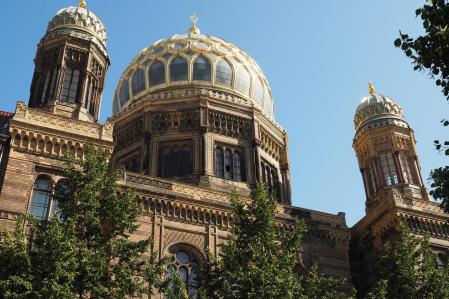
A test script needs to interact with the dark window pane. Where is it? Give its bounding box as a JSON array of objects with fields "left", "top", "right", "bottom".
[
  {"left": 233, "top": 151, "right": 241, "bottom": 181},
  {"left": 61, "top": 68, "right": 80, "bottom": 103},
  {"left": 119, "top": 81, "right": 129, "bottom": 106},
  {"left": 132, "top": 69, "right": 145, "bottom": 95},
  {"left": 215, "top": 147, "right": 224, "bottom": 177},
  {"left": 170, "top": 57, "right": 188, "bottom": 82},
  {"left": 224, "top": 149, "right": 232, "bottom": 179},
  {"left": 30, "top": 178, "right": 52, "bottom": 220},
  {"left": 193, "top": 55, "right": 211, "bottom": 81},
  {"left": 176, "top": 251, "right": 190, "bottom": 264},
  {"left": 216, "top": 60, "right": 232, "bottom": 86},
  {"left": 149, "top": 60, "right": 166, "bottom": 86}
]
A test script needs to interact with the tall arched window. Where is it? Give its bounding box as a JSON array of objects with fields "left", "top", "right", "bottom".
[
  {"left": 193, "top": 55, "right": 211, "bottom": 81},
  {"left": 214, "top": 145, "right": 244, "bottom": 182},
  {"left": 399, "top": 152, "right": 417, "bottom": 185},
  {"left": 41, "top": 67, "right": 58, "bottom": 102},
  {"left": 233, "top": 151, "right": 242, "bottom": 181},
  {"left": 170, "top": 57, "right": 188, "bottom": 82},
  {"left": 119, "top": 81, "right": 129, "bottom": 106},
  {"left": 61, "top": 68, "right": 80, "bottom": 103},
  {"left": 168, "top": 245, "right": 202, "bottom": 297},
  {"left": 149, "top": 60, "right": 166, "bottom": 86},
  {"left": 224, "top": 149, "right": 233, "bottom": 179},
  {"left": 380, "top": 153, "right": 399, "bottom": 185},
  {"left": 235, "top": 66, "right": 250, "bottom": 94},
  {"left": 215, "top": 146, "right": 224, "bottom": 177},
  {"left": 215, "top": 59, "right": 232, "bottom": 86},
  {"left": 158, "top": 142, "right": 193, "bottom": 179},
  {"left": 131, "top": 69, "right": 145, "bottom": 95},
  {"left": 30, "top": 177, "right": 52, "bottom": 220}
]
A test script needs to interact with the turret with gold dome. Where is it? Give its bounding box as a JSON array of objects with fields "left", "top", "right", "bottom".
[
  {"left": 352, "top": 83, "right": 427, "bottom": 211},
  {"left": 28, "top": 0, "right": 109, "bottom": 122}
]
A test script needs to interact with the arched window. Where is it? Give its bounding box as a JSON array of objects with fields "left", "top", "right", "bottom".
[
  {"left": 224, "top": 149, "right": 233, "bottom": 179},
  {"left": 131, "top": 69, "right": 145, "bottom": 95},
  {"left": 193, "top": 55, "right": 211, "bottom": 81},
  {"left": 168, "top": 245, "right": 202, "bottom": 297},
  {"left": 399, "top": 152, "right": 417, "bottom": 185},
  {"left": 41, "top": 67, "right": 58, "bottom": 102},
  {"left": 380, "top": 153, "right": 399, "bottom": 185},
  {"left": 215, "top": 59, "right": 232, "bottom": 86},
  {"left": 61, "top": 68, "right": 80, "bottom": 103},
  {"left": 149, "top": 60, "right": 166, "bottom": 86},
  {"left": 215, "top": 146, "right": 224, "bottom": 177},
  {"left": 252, "top": 76, "right": 264, "bottom": 105},
  {"left": 119, "top": 81, "right": 129, "bottom": 106},
  {"left": 158, "top": 143, "right": 193, "bottom": 179},
  {"left": 170, "top": 57, "right": 188, "bottom": 82},
  {"left": 29, "top": 177, "right": 52, "bottom": 220},
  {"left": 235, "top": 67, "right": 250, "bottom": 94},
  {"left": 233, "top": 151, "right": 242, "bottom": 181}
]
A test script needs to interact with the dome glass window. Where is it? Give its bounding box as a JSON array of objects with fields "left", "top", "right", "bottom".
[
  {"left": 148, "top": 60, "right": 166, "bottom": 86},
  {"left": 193, "top": 55, "right": 211, "bottom": 81},
  {"left": 252, "top": 76, "right": 264, "bottom": 105},
  {"left": 170, "top": 56, "right": 188, "bottom": 82},
  {"left": 215, "top": 59, "right": 232, "bottom": 86},
  {"left": 119, "top": 81, "right": 130, "bottom": 106},
  {"left": 235, "top": 66, "right": 250, "bottom": 94},
  {"left": 131, "top": 69, "right": 145, "bottom": 95}
]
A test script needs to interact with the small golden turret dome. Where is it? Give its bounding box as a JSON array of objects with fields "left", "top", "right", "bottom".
[{"left": 354, "top": 82, "right": 407, "bottom": 133}]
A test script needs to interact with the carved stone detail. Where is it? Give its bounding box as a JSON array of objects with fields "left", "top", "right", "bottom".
[
  {"left": 259, "top": 127, "right": 282, "bottom": 160},
  {"left": 151, "top": 110, "right": 199, "bottom": 133},
  {"left": 164, "top": 228, "right": 206, "bottom": 251},
  {"left": 208, "top": 110, "right": 251, "bottom": 139},
  {"left": 114, "top": 118, "right": 142, "bottom": 150}
]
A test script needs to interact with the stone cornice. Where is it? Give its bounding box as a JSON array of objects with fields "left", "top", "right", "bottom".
[{"left": 11, "top": 101, "right": 113, "bottom": 143}]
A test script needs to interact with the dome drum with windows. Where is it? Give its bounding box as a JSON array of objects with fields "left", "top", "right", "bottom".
[{"left": 113, "top": 21, "right": 274, "bottom": 118}]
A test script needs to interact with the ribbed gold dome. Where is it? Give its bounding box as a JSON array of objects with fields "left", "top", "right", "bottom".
[
  {"left": 354, "top": 93, "right": 406, "bottom": 132},
  {"left": 113, "top": 32, "right": 274, "bottom": 118},
  {"left": 45, "top": 3, "right": 107, "bottom": 56}
]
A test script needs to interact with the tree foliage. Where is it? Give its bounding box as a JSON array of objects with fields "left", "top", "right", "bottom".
[
  {"left": 0, "top": 145, "right": 167, "bottom": 298},
  {"left": 197, "top": 184, "right": 348, "bottom": 299},
  {"left": 395, "top": 0, "right": 449, "bottom": 99},
  {"left": 367, "top": 222, "right": 449, "bottom": 299}
]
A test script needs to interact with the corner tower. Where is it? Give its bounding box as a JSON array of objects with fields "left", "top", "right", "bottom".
[
  {"left": 353, "top": 83, "right": 427, "bottom": 210},
  {"left": 28, "top": 0, "right": 109, "bottom": 122},
  {"left": 350, "top": 83, "right": 449, "bottom": 297}
]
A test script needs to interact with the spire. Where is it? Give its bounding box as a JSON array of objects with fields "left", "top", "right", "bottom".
[
  {"left": 368, "top": 81, "right": 376, "bottom": 96},
  {"left": 188, "top": 12, "right": 201, "bottom": 34},
  {"left": 79, "top": 0, "right": 87, "bottom": 8}
]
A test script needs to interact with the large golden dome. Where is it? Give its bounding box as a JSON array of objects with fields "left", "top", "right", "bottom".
[{"left": 113, "top": 28, "right": 274, "bottom": 118}]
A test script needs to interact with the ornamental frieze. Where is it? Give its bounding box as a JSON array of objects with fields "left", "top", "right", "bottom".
[
  {"left": 151, "top": 110, "right": 199, "bottom": 133},
  {"left": 114, "top": 118, "right": 142, "bottom": 150},
  {"left": 208, "top": 110, "right": 251, "bottom": 139}
]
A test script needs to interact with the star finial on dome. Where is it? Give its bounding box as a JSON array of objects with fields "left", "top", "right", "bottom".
[
  {"left": 79, "top": 0, "right": 87, "bottom": 8},
  {"left": 189, "top": 12, "right": 201, "bottom": 34},
  {"left": 368, "top": 81, "right": 376, "bottom": 96}
]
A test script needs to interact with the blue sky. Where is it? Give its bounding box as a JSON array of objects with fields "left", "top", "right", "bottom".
[{"left": 1, "top": 0, "right": 448, "bottom": 226}]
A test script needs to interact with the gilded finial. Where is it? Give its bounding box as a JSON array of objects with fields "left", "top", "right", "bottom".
[
  {"left": 188, "top": 12, "right": 201, "bottom": 34},
  {"left": 79, "top": 0, "right": 87, "bottom": 8},
  {"left": 368, "top": 81, "right": 376, "bottom": 96}
]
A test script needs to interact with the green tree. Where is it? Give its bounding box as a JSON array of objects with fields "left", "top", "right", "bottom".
[
  {"left": 0, "top": 145, "right": 167, "bottom": 298},
  {"left": 197, "top": 184, "right": 348, "bottom": 299},
  {"left": 394, "top": 0, "right": 449, "bottom": 212},
  {"left": 367, "top": 222, "right": 449, "bottom": 299}
]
